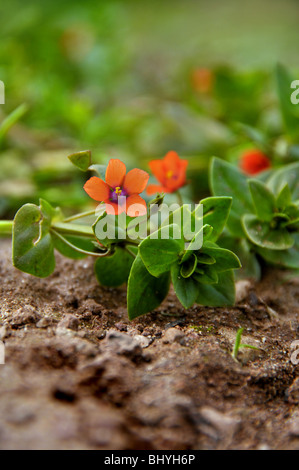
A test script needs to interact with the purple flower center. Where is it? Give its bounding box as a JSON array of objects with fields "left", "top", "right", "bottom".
[{"left": 110, "top": 186, "right": 127, "bottom": 202}]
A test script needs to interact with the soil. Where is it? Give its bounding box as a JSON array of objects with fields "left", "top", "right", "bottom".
[{"left": 0, "top": 238, "right": 299, "bottom": 450}]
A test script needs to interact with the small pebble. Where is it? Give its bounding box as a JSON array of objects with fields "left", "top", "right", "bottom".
[
  {"left": 162, "top": 328, "right": 185, "bottom": 344},
  {"left": 235, "top": 280, "right": 252, "bottom": 303},
  {"left": 57, "top": 314, "right": 79, "bottom": 331}
]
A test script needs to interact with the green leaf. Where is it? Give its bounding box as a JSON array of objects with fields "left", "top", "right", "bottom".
[
  {"left": 196, "top": 271, "right": 236, "bottom": 307},
  {"left": 256, "top": 233, "right": 299, "bottom": 269},
  {"left": 287, "top": 144, "right": 299, "bottom": 160},
  {"left": 68, "top": 150, "right": 91, "bottom": 171},
  {"left": 285, "top": 217, "right": 299, "bottom": 229},
  {"left": 276, "top": 184, "right": 292, "bottom": 211},
  {"left": 242, "top": 214, "right": 294, "bottom": 250},
  {"left": 210, "top": 157, "right": 253, "bottom": 237},
  {"left": 267, "top": 162, "right": 299, "bottom": 201},
  {"left": 139, "top": 224, "right": 184, "bottom": 277},
  {"left": 171, "top": 263, "right": 199, "bottom": 308},
  {"left": 201, "top": 242, "right": 242, "bottom": 272},
  {"left": 94, "top": 248, "right": 134, "bottom": 287},
  {"left": 161, "top": 204, "right": 187, "bottom": 231},
  {"left": 180, "top": 253, "right": 198, "bottom": 278},
  {"left": 237, "top": 123, "right": 270, "bottom": 153},
  {"left": 186, "top": 224, "right": 213, "bottom": 252},
  {"left": 12, "top": 201, "right": 56, "bottom": 277},
  {"left": 193, "top": 266, "right": 219, "bottom": 285},
  {"left": 162, "top": 204, "right": 199, "bottom": 243},
  {"left": 285, "top": 202, "right": 299, "bottom": 220},
  {"left": 52, "top": 233, "right": 95, "bottom": 259},
  {"left": 200, "top": 196, "right": 232, "bottom": 242},
  {"left": 218, "top": 234, "right": 261, "bottom": 281},
  {"left": 195, "top": 266, "right": 205, "bottom": 275},
  {"left": 196, "top": 253, "right": 216, "bottom": 265},
  {"left": 127, "top": 254, "right": 170, "bottom": 320},
  {"left": 248, "top": 179, "right": 276, "bottom": 221}
]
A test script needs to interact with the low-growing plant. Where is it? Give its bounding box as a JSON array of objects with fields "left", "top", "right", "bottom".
[
  {"left": 0, "top": 150, "right": 242, "bottom": 320},
  {"left": 210, "top": 157, "right": 299, "bottom": 279}
]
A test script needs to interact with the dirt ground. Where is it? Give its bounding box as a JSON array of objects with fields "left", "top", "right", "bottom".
[{"left": 0, "top": 238, "right": 298, "bottom": 450}]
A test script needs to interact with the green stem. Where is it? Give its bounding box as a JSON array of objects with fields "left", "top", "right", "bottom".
[
  {"left": 63, "top": 210, "right": 96, "bottom": 223},
  {"left": 125, "top": 238, "right": 140, "bottom": 246},
  {"left": 52, "top": 222, "right": 94, "bottom": 238},
  {"left": 176, "top": 190, "right": 183, "bottom": 206},
  {"left": 124, "top": 246, "right": 137, "bottom": 259},
  {"left": 232, "top": 327, "right": 244, "bottom": 361},
  {"left": 0, "top": 104, "right": 28, "bottom": 143},
  {"left": 50, "top": 229, "right": 110, "bottom": 258},
  {"left": 0, "top": 220, "right": 13, "bottom": 236}
]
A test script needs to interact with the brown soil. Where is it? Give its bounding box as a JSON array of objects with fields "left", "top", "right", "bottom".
[{"left": 0, "top": 239, "right": 299, "bottom": 450}]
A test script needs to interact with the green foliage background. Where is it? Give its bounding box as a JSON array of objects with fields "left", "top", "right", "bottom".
[{"left": 0, "top": 0, "right": 299, "bottom": 217}]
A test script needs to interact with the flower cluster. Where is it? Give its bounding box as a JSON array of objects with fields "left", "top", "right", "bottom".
[{"left": 84, "top": 151, "right": 188, "bottom": 216}]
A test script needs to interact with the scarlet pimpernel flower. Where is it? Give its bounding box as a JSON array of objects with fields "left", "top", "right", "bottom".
[
  {"left": 84, "top": 159, "right": 149, "bottom": 216},
  {"left": 191, "top": 68, "right": 214, "bottom": 94},
  {"left": 239, "top": 149, "right": 271, "bottom": 175},
  {"left": 146, "top": 151, "right": 188, "bottom": 195}
]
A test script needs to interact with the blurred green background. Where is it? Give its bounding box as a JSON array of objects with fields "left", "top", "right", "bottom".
[{"left": 1, "top": 0, "right": 299, "bottom": 217}]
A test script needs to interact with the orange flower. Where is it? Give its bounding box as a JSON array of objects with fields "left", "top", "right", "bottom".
[
  {"left": 146, "top": 151, "right": 188, "bottom": 195},
  {"left": 191, "top": 68, "right": 214, "bottom": 94},
  {"left": 239, "top": 149, "right": 271, "bottom": 175},
  {"left": 84, "top": 159, "right": 149, "bottom": 216}
]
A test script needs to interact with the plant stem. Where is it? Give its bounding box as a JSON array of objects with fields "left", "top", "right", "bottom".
[
  {"left": 50, "top": 229, "right": 110, "bottom": 258},
  {"left": 125, "top": 238, "right": 140, "bottom": 246},
  {"left": 124, "top": 246, "right": 137, "bottom": 259},
  {"left": 52, "top": 222, "right": 94, "bottom": 238},
  {"left": 0, "top": 220, "right": 13, "bottom": 236},
  {"left": 0, "top": 104, "right": 28, "bottom": 144},
  {"left": 63, "top": 210, "right": 96, "bottom": 223},
  {"left": 232, "top": 327, "right": 244, "bottom": 361},
  {"left": 176, "top": 190, "right": 183, "bottom": 206}
]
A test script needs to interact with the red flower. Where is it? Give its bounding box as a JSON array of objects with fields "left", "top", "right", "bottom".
[
  {"left": 239, "top": 149, "right": 271, "bottom": 175},
  {"left": 146, "top": 151, "right": 188, "bottom": 195},
  {"left": 191, "top": 68, "right": 214, "bottom": 94},
  {"left": 84, "top": 159, "right": 149, "bottom": 216}
]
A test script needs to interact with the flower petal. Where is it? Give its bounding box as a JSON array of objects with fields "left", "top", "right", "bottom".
[
  {"left": 172, "top": 159, "right": 188, "bottom": 188},
  {"left": 146, "top": 184, "right": 167, "bottom": 195},
  {"left": 105, "top": 200, "right": 126, "bottom": 215},
  {"left": 105, "top": 159, "right": 126, "bottom": 188},
  {"left": 179, "top": 159, "right": 188, "bottom": 173},
  {"left": 83, "top": 177, "right": 110, "bottom": 201},
  {"left": 149, "top": 160, "right": 165, "bottom": 185},
  {"left": 126, "top": 194, "right": 147, "bottom": 217},
  {"left": 162, "top": 151, "right": 181, "bottom": 172},
  {"left": 123, "top": 168, "right": 149, "bottom": 195},
  {"left": 164, "top": 158, "right": 188, "bottom": 192}
]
